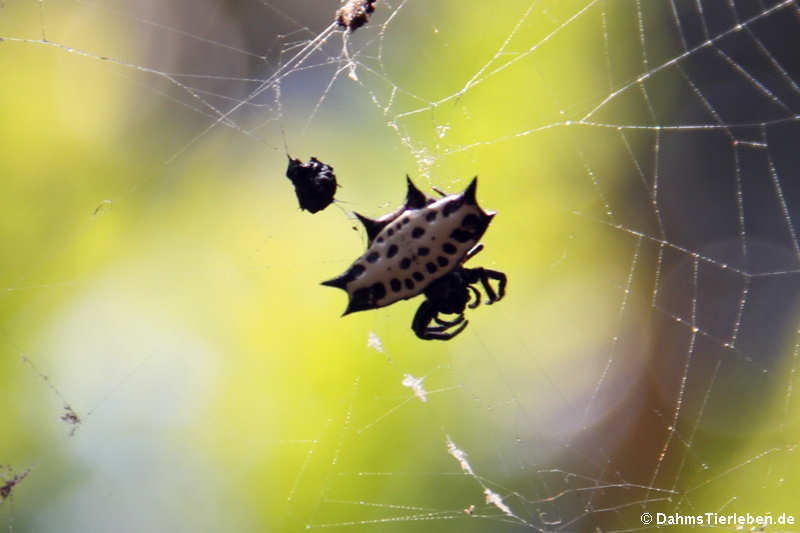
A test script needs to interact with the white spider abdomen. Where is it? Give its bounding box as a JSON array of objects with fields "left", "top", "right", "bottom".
[{"left": 323, "top": 177, "right": 495, "bottom": 314}]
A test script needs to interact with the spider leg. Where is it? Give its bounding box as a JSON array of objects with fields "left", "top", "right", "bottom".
[
  {"left": 467, "top": 284, "right": 481, "bottom": 309},
  {"left": 479, "top": 268, "right": 506, "bottom": 303},
  {"left": 426, "top": 322, "right": 459, "bottom": 333},
  {"left": 462, "top": 267, "right": 507, "bottom": 304},
  {"left": 480, "top": 273, "right": 498, "bottom": 303},
  {"left": 434, "top": 313, "right": 465, "bottom": 327},
  {"left": 419, "top": 319, "right": 468, "bottom": 341},
  {"left": 412, "top": 300, "right": 470, "bottom": 341},
  {"left": 483, "top": 268, "right": 507, "bottom": 301},
  {"left": 412, "top": 300, "right": 436, "bottom": 334}
]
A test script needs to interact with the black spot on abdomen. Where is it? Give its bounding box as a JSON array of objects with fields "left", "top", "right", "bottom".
[
  {"left": 412, "top": 272, "right": 424, "bottom": 282},
  {"left": 436, "top": 256, "right": 448, "bottom": 267},
  {"left": 417, "top": 247, "right": 429, "bottom": 256},
  {"left": 450, "top": 228, "right": 472, "bottom": 243},
  {"left": 461, "top": 213, "right": 481, "bottom": 232},
  {"left": 387, "top": 244, "right": 398, "bottom": 258},
  {"left": 400, "top": 257, "right": 411, "bottom": 269},
  {"left": 390, "top": 278, "right": 402, "bottom": 292},
  {"left": 426, "top": 262, "right": 438, "bottom": 274},
  {"left": 342, "top": 263, "right": 365, "bottom": 283},
  {"left": 371, "top": 282, "right": 386, "bottom": 301},
  {"left": 442, "top": 198, "right": 463, "bottom": 217},
  {"left": 351, "top": 287, "right": 372, "bottom": 310},
  {"left": 442, "top": 242, "right": 457, "bottom": 254},
  {"left": 411, "top": 227, "right": 425, "bottom": 239},
  {"left": 425, "top": 211, "right": 437, "bottom": 222},
  {"left": 404, "top": 278, "right": 415, "bottom": 290},
  {"left": 366, "top": 251, "right": 379, "bottom": 263},
  {"left": 351, "top": 281, "right": 386, "bottom": 311},
  {"left": 449, "top": 211, "right": 489, "bottom": 243}
]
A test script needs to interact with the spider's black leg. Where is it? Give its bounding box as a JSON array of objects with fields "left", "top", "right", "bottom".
[
  {"left": 425, "top": 310, "right": 464, "bottom": 332},
  {"left": 434, "top": 313, "right": 465, "bottom": 327},
  {"left": 480, "top": 271, "right": 498, "bottom": 303},
  {"left": 427, "top": 311, "right": 465, "bottom": 332},
  {"left": 483, "top": 268, "right": 507, "bottom": 301},
  {"left": 477, "top": 268, "right": 506, "bottom": 303},
  {"left": 412, "top": 300, "right": 435, "bottom": 336},
  {"left": 466, "top": 284, "right": 481, "bottom": 309},
  {"left": 412, "top": 300, "right": 469, "bottom": 341},
  {"left": 463, "top": 267, "right": 506, "bottom": 304},
  {"left": 422, "top": 319, "right": 468, "bottom": 341}
]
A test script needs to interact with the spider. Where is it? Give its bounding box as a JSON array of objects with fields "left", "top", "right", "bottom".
[
  {"left": 411, "top": 243, "right": 506, "bottom": 340},
  {"left": 322, "top": 176, "right": 507, "bottom": 341},
  {"left": 285, "top": 155, "right": 337, "bottom": 213}
]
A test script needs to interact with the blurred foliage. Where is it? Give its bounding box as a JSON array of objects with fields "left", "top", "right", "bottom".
[{"left": 1, "top": 1, "right": 799, "bottom": 532}]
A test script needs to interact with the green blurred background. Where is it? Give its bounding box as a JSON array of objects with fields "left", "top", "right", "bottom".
[{"left": 2, "top": 1, "right": 800, "bottom": 531}]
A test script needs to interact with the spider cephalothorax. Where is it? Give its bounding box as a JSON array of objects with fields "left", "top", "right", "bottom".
[
  {"left": 285, "top": 155, "right": 337, "bottom": 213},
  {"left": 322, "top": 176, "right": 507, "bottom": 340},
  {"left": 410, "top": 244, "right": 506, "bottom": 340}
]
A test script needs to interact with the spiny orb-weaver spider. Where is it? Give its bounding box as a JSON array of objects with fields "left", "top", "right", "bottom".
[{"left": 322, "top": 177, "right": 506, "bottom": 340}]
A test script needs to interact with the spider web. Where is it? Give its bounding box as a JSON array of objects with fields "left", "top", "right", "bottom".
[{"left": 1, "top": 0, "right": 800, "bottom": 531}]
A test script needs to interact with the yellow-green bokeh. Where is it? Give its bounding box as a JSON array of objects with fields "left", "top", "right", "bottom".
[{"left": 2, "top": 1, "right": 799, "bottom": 532}]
